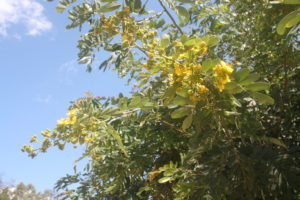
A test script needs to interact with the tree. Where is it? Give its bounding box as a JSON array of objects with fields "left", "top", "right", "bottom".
[
  {"left": 23, "top": 0, "right": 300, "bottom": 199},
  {"left": 0, "top": 180, "right": 56, "bottom": 200}
]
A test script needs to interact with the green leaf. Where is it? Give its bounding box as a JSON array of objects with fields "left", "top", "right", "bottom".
[
  {"left": 158, "top": 176, "right": 173, "bottom": 183},
  {"left": 282, "top": 0, "right": 300, "bottom": 4},
  {"left": 134, "top": 0, "right": 142, "bottom": 11},
  {"left": 277, "top": 9, "right": 300, "bottom": 35},
  {"left": 245, "top": 82, "right": 270, "bottom": 91},
  {"left": 176, "top": 88, "right": 189, "bottom": 97},
  {"left": 137, "top": 186, "right": 151, "bottom": 197},
  {"left": 129, "top": 96, "right": 142, "bottom": 107},
  {"left": 286, "top": 11, "right": 300, "bottom": 27},
  {"left": 176, "top": 6, "right": 189, "bottom": 18},
  {"left": 224, "top": 82, "right": 244, "bottom": 94},
  {"left": 104, "top": 184, "right": 117, "bottom": 193},
  {"left": 260, "top": 137, "right": 287, "bottom": 149},
  {"left": 78, "top": 56, "right": 91, "bottom": 64},
  {"left": 141, "top": 98, "right": 154, "bottom": 108},
  {"left": 164, "top": 168, "right": 177, "bottom": 176},
  {"left": 161, "top": 34, "right": 170, "bottom": 48},
  {"left": 97, "top": 2, "right": 121, "bottom": 13},
  {"left": 224, "top": 111, "right": 241, "bottom": 116},
  {"left": 180, "top": 34, "right": 189, "bottom": 43},
  {"left": 163, "top": 86, "right": 176, "bottom": 105},
  {"left": 176, "top": 6, "right": 189, "bottom": 25},
  {"left": 202, "top": 59, "right": 220, "bottom": 73},
  {"left": 239, "top": 73, "right": 260, "bottom": 85},
  {"left": 250, "top": 92, "right": 274, "bottom": 105},
  {"left": 233, "top": 68, "right": 251, "bottom": 81},
  {"left": 182, "top": 114, "right": 193, "bottom": 130},
  {"left": 201, "top": 35, "right": 220, "bottom": 47},
  {"left": 176, "top": 0, "right": 193, "bottom": 3},
  {"left": 171, "top": 107, "right": 191, "bottom": 119},
  {"left": 56, "top": 4, "right": 66, "bottom": 13},
  {"left": 56, "top": 0, "right": 77, "bottom": 13},
  {"left": 184, "top": 38, "right": 201, "bottom": 47},
  {"left": 231, "top": 96, "right": 242, "bottom": 107},
  {"left": 107, "top": 124, "right": 128, "bottom": 156},
  {"left": 173, "top": 96, "right": 191, "bottom": 106}
]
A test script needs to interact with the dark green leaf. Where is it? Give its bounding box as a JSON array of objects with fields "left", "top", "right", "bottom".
[{"left": 182, "top": 114, "right": 193, "bottom": 130}]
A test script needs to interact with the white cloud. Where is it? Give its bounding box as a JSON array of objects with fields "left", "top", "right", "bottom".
[
  {"left": 0, "top": 0, "right": 52, "bottom": 36},
  {"left": 58, "top": 60, "right": 80, "bottom": 86},
  {"left": 36, "top": 95, "right": 52, "bottom": 103},
  {"left": 59, "top": 60, "right": 79, "bottom": 73}
]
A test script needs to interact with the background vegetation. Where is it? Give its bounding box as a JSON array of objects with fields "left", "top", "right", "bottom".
[{"left": 0, "top": 179, "right": 55, "bottom": 200}]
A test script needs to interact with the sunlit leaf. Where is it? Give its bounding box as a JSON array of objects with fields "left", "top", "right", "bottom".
[{"left": 171, "top": 107, "right": 191, "bottom": 119}]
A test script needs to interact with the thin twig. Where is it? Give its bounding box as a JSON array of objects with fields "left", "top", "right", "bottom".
[
  {"left": 157, "top": 0, "right": 184, "bottom": 35},
  {"left": 160, "top": 120, "right": 192, "bottom": 137}
]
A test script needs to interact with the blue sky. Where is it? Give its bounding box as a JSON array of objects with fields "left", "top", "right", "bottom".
[{"left": 0, "top": 0, "right": 131, "bottom": 192}]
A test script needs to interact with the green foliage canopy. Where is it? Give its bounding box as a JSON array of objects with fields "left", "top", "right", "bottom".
[{"left": 23, "top": 0, "right": 300, "bottom": 199}]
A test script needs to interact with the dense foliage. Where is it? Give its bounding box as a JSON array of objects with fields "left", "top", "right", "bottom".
[{"left": 23, "top": 0, "right": 300, "bottom": 199}]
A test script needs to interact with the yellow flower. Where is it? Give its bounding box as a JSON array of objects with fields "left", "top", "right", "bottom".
[
  {"left": 188, "top": 89, "right": 193, "bottom": 95},
  {"left": 197, "top": 85, "right": 209, "bottom": 93},
  {"left": 213, "top": 61, "right": 233, "bottom": 91},
  {"left": 116, "top": 7, "right": 131, "bottom": 21},
  {"left": 57, "top": 116, "right": 76, "bottom": 126},
  {"left": 84, "top": 137, "right": 92, "bottom": 143},
  {"left": 174, "top": 64, "right": 192, "bottom": 77},
  {"left": 189, "top": 96, "right": 201, "bottom": 101},
  {"left": 30, "top": 135, "right": 39, "bottom": 143},
  {"left": 90, "top": 117, "right": 97, "bottom": 121},
  {"left": 175, "top": 64, "right": 183, "bottom": 76},
  {"left": 216, "top": 81, "right": 225, "bottom": 92},
  {"left": 147, "top": 52, "right": 154, "bottom": 58},
  {"left": 41, "top": 131, "right": 52, "bottom": 138},
  {"left": 67, "top": 108, "right": 78, "bottom": 116},
  {"left": 192, "top": 64, "right": 202, "bottom": 70},
  {"left": 168, "top": 74, "right": 175, "bottom": 85},
  {"left": 57, "top": 118, "right": 68, "bottom": 126},
  {"left": 69, "top": 116, "right": 77, "bottom": 124},
  {"left": 198, "top": 42, "right": 208, "bottom": 57}
]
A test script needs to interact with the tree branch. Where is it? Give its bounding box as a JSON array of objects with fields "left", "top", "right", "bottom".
[
  {"left": 157, "top": 0, "right": 184, "bottom": 35},
  {"left": 160, "top": 120, "right": 192, "bottom": 137}
]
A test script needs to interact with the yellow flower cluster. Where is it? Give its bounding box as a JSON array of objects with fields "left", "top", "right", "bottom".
[
  {"left": 57, "top": 108, "right": 78, "bottom": 127},
  {"left": 190, "top": 41, "right": 208, "bottom": 57},
  {"left": 139, "top": 35, "right": 233, "bottom": 101},
  {"left": 170, "top": 63, "right": 209, "bottom": 101},
  {"left": 98, "top": 7, "right": 143, "bottom": 47},
  {"left": 100, "top": 15, "right": 120, "bottom": 37},
  {"left": 213, "top": 61, "right": 233, "bottom": 91},
  {"left": 121, "top": 21, "right": 139, "bottom": 47},
  {"left": 116, "top": 7, "right": 130, "bottom": 19},
  {"left": 167, "top": 41, "right": 210, "bottom": 101},
  {"left": 174, "top": 64, "right": 192, "bottom": 77}
]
